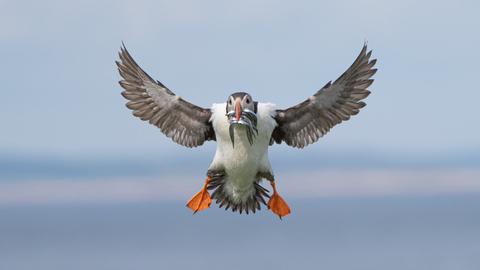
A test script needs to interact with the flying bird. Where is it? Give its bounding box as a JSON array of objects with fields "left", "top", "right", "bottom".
[{"left": 116, "top": 43, "right": 377, "bottom": 218}]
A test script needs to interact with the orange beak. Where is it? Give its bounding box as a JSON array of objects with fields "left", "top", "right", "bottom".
[{"left": 235, "top": 99, "right": 241, "bottom": 122}]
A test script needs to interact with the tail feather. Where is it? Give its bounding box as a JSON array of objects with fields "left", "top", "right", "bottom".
[{"left": 207, "top": 174, "right": 270, "bottom": 214}]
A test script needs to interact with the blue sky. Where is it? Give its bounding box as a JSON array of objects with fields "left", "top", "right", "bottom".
[{"left": 1, "top": 0, "right": 479, "bottom": 167}]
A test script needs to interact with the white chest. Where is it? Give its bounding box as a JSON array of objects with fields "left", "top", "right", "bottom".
[{"left": 208, "top": 102, "right": 277, "bottom": 180}]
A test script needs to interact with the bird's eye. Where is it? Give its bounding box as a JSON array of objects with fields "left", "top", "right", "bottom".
[
  {"left": 246, "top": 98, "right": 250, "bottom": 104},
  {"left": 229, "top": 99, "right": 232, "bottom": 105}
]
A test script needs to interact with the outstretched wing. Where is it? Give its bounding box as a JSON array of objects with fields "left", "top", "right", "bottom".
[
  {"left": 116, "top": 44, "right": 215, "bottom": 148},
  {"left": 271, "top": 44, "right": 377, "bottom": 148}
]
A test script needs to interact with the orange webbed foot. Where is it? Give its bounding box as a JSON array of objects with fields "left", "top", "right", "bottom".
[
  {"left": 267, "top": 181, "right": 290, "bottom": 219},
  {"left": 186, "top": 176, "right": 211, "bottom": 214}
]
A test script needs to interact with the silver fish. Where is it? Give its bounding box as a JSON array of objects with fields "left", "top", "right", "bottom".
[{"left": 226, "top": 110, "right": 258, "bottom": 147}]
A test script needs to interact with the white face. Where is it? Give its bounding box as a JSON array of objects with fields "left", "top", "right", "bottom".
[{"left": 226, "top": 93, "right": 255, "bottom": 114}]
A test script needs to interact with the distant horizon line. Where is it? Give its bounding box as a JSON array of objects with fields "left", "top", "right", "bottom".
[{"left": 1, "top": 149, "right": 479, "bottom": 180}]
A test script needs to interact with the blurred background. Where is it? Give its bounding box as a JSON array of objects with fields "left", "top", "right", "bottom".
[{"left": 1, "top": 0, "right": 479, "bottom": 269}]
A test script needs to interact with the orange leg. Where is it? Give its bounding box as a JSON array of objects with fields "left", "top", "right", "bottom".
[
  {"left": 186, "top": 176, "right": 212, "bottom": 214},
  {"left": 267, "top": 181, "right": 291, "bottom": 219}
]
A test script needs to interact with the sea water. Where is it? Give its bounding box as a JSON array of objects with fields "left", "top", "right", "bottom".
[{"left": 1, "top": 194, "right": 479, "bottom": 270}]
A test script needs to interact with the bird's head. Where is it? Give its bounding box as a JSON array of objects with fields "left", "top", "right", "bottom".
[{"left": 226, "top": 92, "right": 258, "bottom": 147}]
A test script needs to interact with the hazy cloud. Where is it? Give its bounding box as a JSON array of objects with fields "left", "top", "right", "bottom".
[{"left": 1, "top": 169, "right": 479, "bottom": 205}]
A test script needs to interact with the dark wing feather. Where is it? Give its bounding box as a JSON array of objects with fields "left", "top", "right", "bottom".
[
  {"left": 271, "top": 44, "right": 377, "bottom": 148},
  {"left": 116, "top": 44, "right": 215, "bottom": 148}
]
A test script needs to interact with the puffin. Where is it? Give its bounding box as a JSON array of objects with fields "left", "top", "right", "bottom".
[{"left": 116, "top": 43, "right": 376, "bottom": 218}]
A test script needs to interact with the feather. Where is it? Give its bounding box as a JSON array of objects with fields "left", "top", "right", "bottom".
[
  {"left": 206, "top": 175, "right": 270, "bottom": 215},
  {"left": 117, "top": 44, "right": 215, "bottom": 148},
  {"left": 272, "top": 44, "right": 376, "bottom": 148}
]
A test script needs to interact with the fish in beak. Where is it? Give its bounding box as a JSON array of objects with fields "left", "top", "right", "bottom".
[{"left": 227, "top": 98, "right": 258, "bottom": 147}]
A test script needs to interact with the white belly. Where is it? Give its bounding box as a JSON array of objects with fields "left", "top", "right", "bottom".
[{"left": 208, "top": 102, "right": 277, "bottom": 203}]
